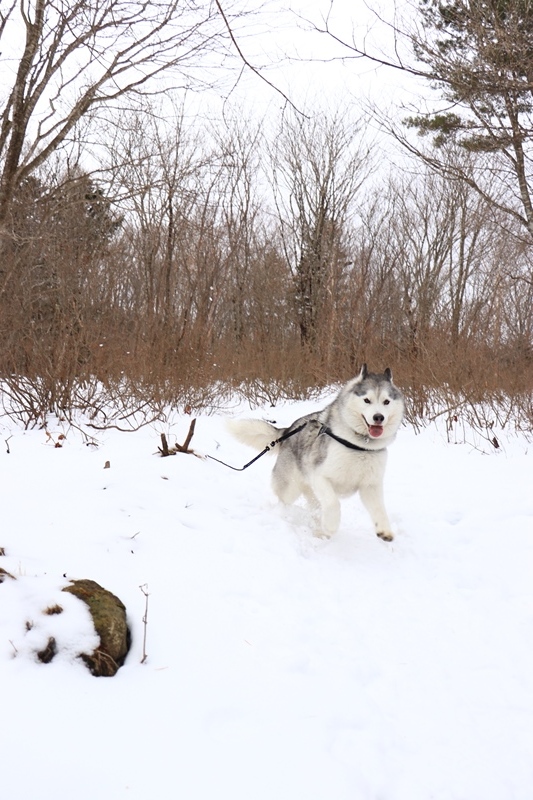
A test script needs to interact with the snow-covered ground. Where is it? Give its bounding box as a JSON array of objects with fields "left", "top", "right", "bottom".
[{"left": 1, "top": 392, "right": 532, "bottom": 800}]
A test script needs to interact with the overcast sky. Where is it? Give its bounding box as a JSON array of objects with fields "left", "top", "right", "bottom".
[{"left": 217, "top": 0, "right": 425, "bottom": 116}]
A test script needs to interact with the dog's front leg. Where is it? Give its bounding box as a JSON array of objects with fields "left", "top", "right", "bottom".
[
  {"left": 359, "top": 483, "right": 394, "bottom": 541},
  {"left": 309, "top": 477, "right": 340, "bottom": 538}
]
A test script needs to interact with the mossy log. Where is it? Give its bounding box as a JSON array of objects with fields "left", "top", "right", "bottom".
[{"left": 63, "top": 579, "right": 130, "bottom": 677}]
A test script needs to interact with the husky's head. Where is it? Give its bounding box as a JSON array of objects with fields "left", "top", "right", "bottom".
[{"left": 343, "top": 364, "right": 404, "bottom": 441}]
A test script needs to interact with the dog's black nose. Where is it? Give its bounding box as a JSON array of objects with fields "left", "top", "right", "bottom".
[{"left": 373, "top": 413, "right": 384, "bottom": 424}]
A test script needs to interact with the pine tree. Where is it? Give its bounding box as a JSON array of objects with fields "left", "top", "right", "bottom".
[{"left": 407, "top": 0, "right": 533, "bottom": 237}]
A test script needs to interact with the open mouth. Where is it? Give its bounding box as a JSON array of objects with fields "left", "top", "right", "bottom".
[{"left": 363, "top": 417, "right": 384, "bottom": 437}]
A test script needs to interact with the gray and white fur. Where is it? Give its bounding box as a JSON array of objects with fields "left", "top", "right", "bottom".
[{"left": 228, "top": 364, "right": 404, "bottom": 540}]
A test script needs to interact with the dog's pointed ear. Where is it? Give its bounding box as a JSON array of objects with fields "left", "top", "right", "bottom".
[
  {"left": 384, "top": 367, "right": 392, "bottom": 381},
  {"left": 358, "top": 363, "right": 368, "bottom": 380}
]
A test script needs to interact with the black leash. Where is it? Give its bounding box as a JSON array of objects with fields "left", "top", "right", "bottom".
[
  {"left": 206, "top": 422, "right": 308, "bottom": 472},
  {"left": 207, "top": 419, "right": 384, "bottom": 472}
]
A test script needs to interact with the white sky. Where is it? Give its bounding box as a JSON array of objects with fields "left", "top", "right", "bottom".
[
  {"left": 213, "top": 0, "right": 425, "bottom": 115},
  {"left": 0, "top": 0, "right": 427, "bottom": 123}
]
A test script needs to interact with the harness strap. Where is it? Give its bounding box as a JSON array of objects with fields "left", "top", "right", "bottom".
[{"left": 319, "top": 425, "right": 385, "bottom": 453}]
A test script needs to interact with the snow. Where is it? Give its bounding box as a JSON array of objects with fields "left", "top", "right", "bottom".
[{"left": 1, "top": 392, "right": 532, "bottom": 800}]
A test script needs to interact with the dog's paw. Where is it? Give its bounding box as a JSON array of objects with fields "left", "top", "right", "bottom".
[
  {"left": 376, "top": 530, "right": 394, "bottom": 542},
  {"left": 313, "top": 528, "right": 334, "bottom": 540}
]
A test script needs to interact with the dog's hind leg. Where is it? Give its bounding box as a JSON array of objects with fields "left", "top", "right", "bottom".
[
  {"left": 309, "top": 476, "right": 341, "bottom": 538},
  {"left": 359, "top": 484, "right": 394, "bottom": 541},
  {"left": 272, "top": 466, "right": 302, "bottom": 505}
]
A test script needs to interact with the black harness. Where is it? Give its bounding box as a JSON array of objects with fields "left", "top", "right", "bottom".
[{"left": 318, "top": 425, "right": 385, "bottom": 453}]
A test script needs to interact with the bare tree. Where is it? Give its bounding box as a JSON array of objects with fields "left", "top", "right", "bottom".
[
  {"left": 108, "top": 104, "right": 209, "bottom": 331},
  {"left": 339, "top": 156, "right": 527, "bottom": 384},
  {"left": 209, "top": 113, "right": 268, "bottom": 343},
  {"left": 0, "top": 0, "right": 265, "bottom": 230},
  {"left": 270, "top": 108, "right": 371, "bottom": 354},
  {"left": 384, "top": 169, "right": 501, "bottom": 358}
]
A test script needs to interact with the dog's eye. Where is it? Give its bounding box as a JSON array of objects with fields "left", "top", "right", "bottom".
[
  {"left": 364, "top": 398, "right": 371, "bottom": 404},
  {"left": 383, "top": 399, "right": 390, "bottom": 406}
]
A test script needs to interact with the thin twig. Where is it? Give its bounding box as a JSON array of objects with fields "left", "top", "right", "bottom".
[
  {"left": 139, "top": 584, "right": 149, "bottom": 664},
  {"left": 213, "top": 0, "right": 304, "bottom": 115}
]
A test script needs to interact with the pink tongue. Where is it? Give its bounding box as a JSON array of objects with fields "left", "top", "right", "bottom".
[{"left": 369, "top": 425, "right": 383, "bottom": 437}]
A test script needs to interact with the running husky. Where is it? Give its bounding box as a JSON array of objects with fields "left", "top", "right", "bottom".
[{"left": 228, "top": 365, "right": 404, "bottom": 540}]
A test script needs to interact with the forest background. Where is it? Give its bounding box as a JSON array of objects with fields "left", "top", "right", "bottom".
[{"left": 1, "top": 0, "right": 532, "bottom": 434}]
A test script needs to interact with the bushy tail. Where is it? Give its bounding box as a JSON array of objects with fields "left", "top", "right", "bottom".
[{"left": 226, "top": 418, "right": 285, "bottom": 452}]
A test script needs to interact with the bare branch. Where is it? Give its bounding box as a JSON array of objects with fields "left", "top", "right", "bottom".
[{"left": 212, "top": 0, "right": 302, "bottom": 114}]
